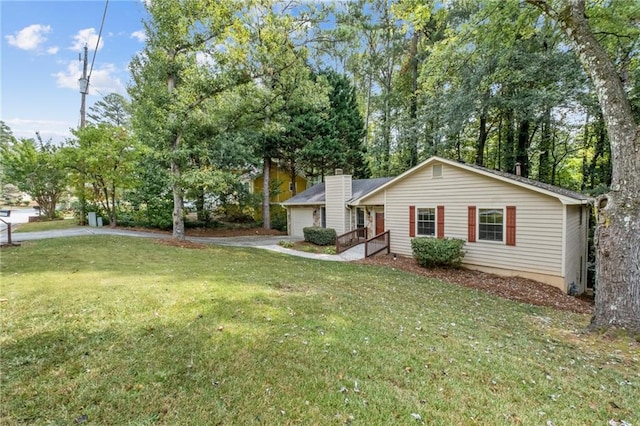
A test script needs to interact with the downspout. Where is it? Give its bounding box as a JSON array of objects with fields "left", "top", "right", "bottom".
[
  {"left": 560, "top": 202, "right": 568, "bottom": 292},
  {"left": 583, "top": 203, "right": 590, "bottom": 293}
]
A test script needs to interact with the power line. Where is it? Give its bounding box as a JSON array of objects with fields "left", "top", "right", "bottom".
[{"left": 87, "top": 0, "right": 109, "bottom": 88}]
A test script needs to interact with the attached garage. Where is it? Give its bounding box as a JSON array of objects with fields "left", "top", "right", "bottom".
[{"left": 288, "top": 206, "right": 317, "bottom": 238}]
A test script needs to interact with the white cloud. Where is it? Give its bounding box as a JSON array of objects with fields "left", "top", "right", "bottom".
[
  {"left": 70, "top": 28, "right": 104, "bottom": 52},
  {"left": 53, "top": 61, "right": 83, "bottom": 91},
  {"left": 5, "top": 24, "right": 52, "bottom": 51},
  {"left": 3, "top": 118, "right": 73, "bottom": 143},
  {"left": 47, "top": 46, "right": 59, "bottom": 55},
  {"left": 131, "top": 30, "right": 146, "bottom": 43},
  {"left": 87, "top": 65, "right": 127, "bottom": 95},
  {"left": 53, "top": 60, "right": 126, "bottom": 95}
]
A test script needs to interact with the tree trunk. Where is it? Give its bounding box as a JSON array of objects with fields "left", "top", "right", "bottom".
[
  {"left": 109, "top": 182, "right": 117, "bottom": 227},
  {"left": 476, "top": 111, "right": 488, "bottom": 166},
  {"left": 528, "top": 0, "right": 640, "bottom": 332},
  {"left": 538, "top": 107, "right": 552, "bottom": 183},
  {"left": 262, "top": 156, "right": 271, "bottom": 230},
  {"left": 516, "top": 119, "right": 530, "bottom": 177},
  {"left": 502, "top": 109, "right": 516, "bottom": 173},
  {"left": 382, "top": 100, "right": 391, "bottom": 175},
  {"left": 580, "top": 113, "right": 590, "bottom": 191},
  {"left": 196, "top": 190, "right": 207, "bottom": 222},
  {"left": 171, "top": 134, "right": 185, "bottom": 240},
  {"left": 78, "top": 179, "right": 86, "bottom": 226},
  {"left": 496, "top": 116, "right": 502, "bottom": 169},
  {"left": 408, "top": 30, "right": 419, "bottom": 168},
  {"left": 289, "top": 159, "right": 297, "bottom": 196},
  {"left": 363, "top": 69, "right": 372, "bottom": 162},
  {"left": 166, "top": 61, "right": 185, "bottom": 240},
  {"left": 589, "top": 114, "right": 611, "bottom": 188}
]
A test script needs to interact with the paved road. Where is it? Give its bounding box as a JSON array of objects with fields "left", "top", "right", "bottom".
[
  {"left": 0, "top": 208, "right": 38, "bottom": 232},
  {"left": 0, "top": 226, "right": 366, "bottom": 262}
]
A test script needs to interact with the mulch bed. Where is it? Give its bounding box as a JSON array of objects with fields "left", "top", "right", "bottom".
[{"left": 357, "top": 254, "right": 594, "bottom": 314}]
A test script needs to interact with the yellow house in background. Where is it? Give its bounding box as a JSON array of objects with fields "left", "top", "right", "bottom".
[{"left": 251, "top": 163, "right": 308, "bottom": 203}]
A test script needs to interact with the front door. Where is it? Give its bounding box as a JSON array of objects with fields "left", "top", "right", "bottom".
[{"left": 375, "top": 212, "right": 385, "bottom": 236}]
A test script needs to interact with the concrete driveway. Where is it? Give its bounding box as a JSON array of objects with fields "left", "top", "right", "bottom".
[
  {"left": 0, "top": 208, "right": 38, "bottom": 232},
  {"left": 0, "top": 226, "right": 365, "bottom": 262}
]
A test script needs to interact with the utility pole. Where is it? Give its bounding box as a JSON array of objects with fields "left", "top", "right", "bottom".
[
  {"left": 77, "top": 45, "right": 89, "bottom": 225},
  {"left": 79, "top": 45, "right": 89, "bottom": 129}
]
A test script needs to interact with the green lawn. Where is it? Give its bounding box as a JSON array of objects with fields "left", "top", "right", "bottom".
[
  {"left": 1, "top": 236, "right": 638, "bottom": 425},
  {"left": 13, "top": 218, "right": 78, "bottom": 233}
]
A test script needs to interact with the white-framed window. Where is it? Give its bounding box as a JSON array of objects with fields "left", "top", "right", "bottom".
[
  {"left": 478, "top": 208, "right": 503, "bottom": 242},
  {"left": 417, "top": 207, "right": 436, "bottom": 236},
  {"left": 432, "top": 164, "right": 443, "bottom": 178}
]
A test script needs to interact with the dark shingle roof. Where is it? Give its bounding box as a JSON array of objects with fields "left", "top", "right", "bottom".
[
  {"left": 350, "top": 177, "right": 394, "bottom": 202},
  {"left": 464, "top": 162, "right": 592, "bottom": 202},
  {"left": 283, "top": 182, "right": 327, "bottom": 205},
  {"left": 282, "top": 177, "right": 393, "bottom": 206}
]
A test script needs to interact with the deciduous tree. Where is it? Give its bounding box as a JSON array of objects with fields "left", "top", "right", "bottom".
[
  {"left": 65, "top": 124, "right": 141, "bottom": 227},
  {"left": 0, "top": 135, "right": 68, "bottom": 219},
  {"left": 239, "top": 3, "right": 329, "bottom": 228},
  {"left": 527, "top": 0, "right": 640, "bottom": 332},
  {"left": 129, "top": 0, "right": 248, "bottom": 239}
]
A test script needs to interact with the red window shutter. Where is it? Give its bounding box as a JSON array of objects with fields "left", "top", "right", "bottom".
[
  {"left": 506, "top": 206, "right": 516, "bottom": 246},
  {"left": 437, "top": 205, "right": 445, "bottom": 239},
  {"left": 409, "top": 205, "right": 415, "bottom": 237},
  {"left": 468, "top": 206, "right": 476, "bottom": 243}
]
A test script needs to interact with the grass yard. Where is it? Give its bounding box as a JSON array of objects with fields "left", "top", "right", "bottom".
[
  {"left": 1, "top": 236, "right": 638, "bottom": 425},
  {"left": 13, "top": 218, "right": 78, "bottom": 233}
]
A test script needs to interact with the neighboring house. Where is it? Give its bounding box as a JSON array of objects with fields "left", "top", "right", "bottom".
[
  {"left": 283, "top": 156, "right": 593, "bottom": 294},
  {"left": 250, "top": 163, "right": 308, "bottom": 203}
]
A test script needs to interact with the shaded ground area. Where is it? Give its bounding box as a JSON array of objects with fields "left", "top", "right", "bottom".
[
  {"left": 358, "top": 254, "right": 594, "bottom": 315},
  {"left": 122, "top": 225, "right": 286, "bottom": 238},
  {"left": 155, "top": 239, "right": 210, "bottom": 249},
  {"left": 186, "top": 227, "right": 286, "bottom": 237},
  {"left": 147, "top": 226, "right": 286, "bottom": 249},
  {"left": 99, "top": 226, "right": 595, "bottom": 314}
]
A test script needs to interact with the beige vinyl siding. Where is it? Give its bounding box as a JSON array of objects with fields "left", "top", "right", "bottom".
[
  {"left": 289, "top": 207, "right": 316, "bottom": 238},
  {"left": 360, "top": 192, "right": 385, "bottom": 205},
  {"left": 564, "top": 205, "right": 588, "bottom": 293},
  {"left": 325, "top": 175, "right": 352, "bottom": 235},
  {"left": 380, "top": 164, "right": 565, "bottom": 278}
]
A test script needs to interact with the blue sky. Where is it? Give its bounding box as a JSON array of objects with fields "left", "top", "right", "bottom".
[{"left": 1, "top": 0, "right": 149, "bottom": 143}]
